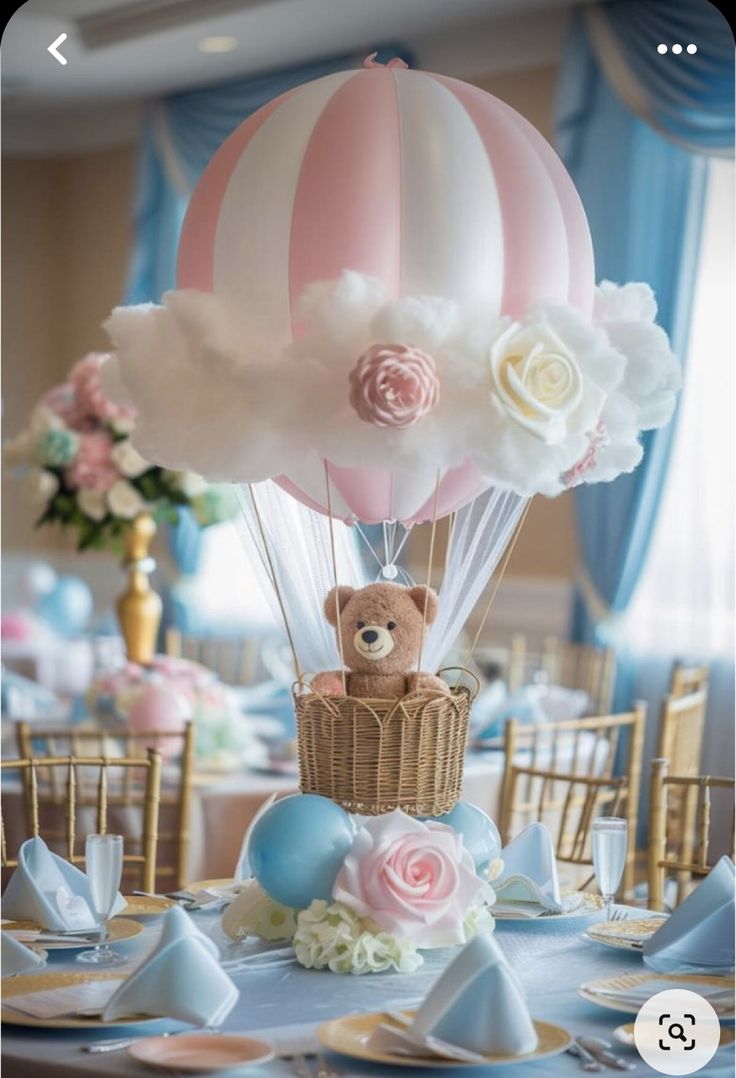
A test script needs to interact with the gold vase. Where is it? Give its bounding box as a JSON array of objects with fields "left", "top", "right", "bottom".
[{"left": 117, "top": 512, "right": 162, "bottom": 666}]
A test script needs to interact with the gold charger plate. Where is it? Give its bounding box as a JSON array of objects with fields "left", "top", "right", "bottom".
[
  {"left": 2, "top": 918, "right": 143, "bottom": 950},
  {"left": 318, "top": 1012, "right": 572, "bottom": 1068},
  {"left": 122, "top": 895, "right": 176, "bottom": 918},
  {"left": 614, "top": 1022, "right": 735, "bottom": 1048},
  {"left": 186, "top": 878, "right": 236, "bottom": 893},
  {"left": 578, "top": 972, "right": 735, "bottom": 1017},
  {"left": 494, "top": 892, "right": 604, "bottom": 923},
  {"left": 1, "top": 970, "right": 157, "bottom": 1029},
  {"left": 583, "top": 916, "right": 667, "bottom": 952}
]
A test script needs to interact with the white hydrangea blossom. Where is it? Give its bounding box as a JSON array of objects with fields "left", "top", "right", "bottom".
[{"left": 294, "top": 900, "right": 422, "bottom": 975}]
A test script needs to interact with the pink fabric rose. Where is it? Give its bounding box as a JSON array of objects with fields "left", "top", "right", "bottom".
[
  {"left": 41, "top": 383, "right": 88, "bottom": 429},
  {"left": 71, "top": 353, "right": 136, "bottom": 424},
  {"left": 65, "top": 430, "right": 119, "bottom": 492},
  {"left": 349, "top": 343, "right": 440, "bottom": 428},
  {"left": 562, "top": 420, "right": 610, "bottom": 488},
  {"left": 333, "top": 810, "right": 490, "bottom": 948}
]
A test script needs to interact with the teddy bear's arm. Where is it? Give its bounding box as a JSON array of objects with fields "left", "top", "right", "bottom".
[
  {"left": 415, "top": 672, "right": 451, "bottom": 695},
  {"left": 310, "top": 670, "right": 347, "bottom": 696}
]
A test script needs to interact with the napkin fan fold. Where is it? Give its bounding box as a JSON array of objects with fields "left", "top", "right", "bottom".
[{"left": 1, "top": 931, "right": 45, "bottom": 976}]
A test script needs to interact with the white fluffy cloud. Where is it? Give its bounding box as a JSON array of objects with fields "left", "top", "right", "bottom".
[{"left": 102, "top": 273, "right": 679, "bottom": 501}]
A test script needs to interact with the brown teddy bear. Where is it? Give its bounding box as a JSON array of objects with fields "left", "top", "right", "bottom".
[{"left": 311, "top": 582, "right": 450, "bottom": 699}]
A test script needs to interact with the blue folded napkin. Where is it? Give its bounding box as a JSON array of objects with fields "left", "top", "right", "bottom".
[
  {"left": 2, "top": 837, "right": 125, "bottom": 931},
  {"left": 644, "top": 856, "right": 735, "bottom": 973},
  {"left": 1, "top": 931, "right": 45, "bottom": 976}
]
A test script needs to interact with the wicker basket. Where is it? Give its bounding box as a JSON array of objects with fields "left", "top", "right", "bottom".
[{"left": 294, "top": 670, "right": 476, "bottom": 816}]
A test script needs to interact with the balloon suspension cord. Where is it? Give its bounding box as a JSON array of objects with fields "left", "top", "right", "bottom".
[
  {"left": 454, "top": 497, "right": 533, "bottom": 688},
  {"left": 354, "top": 522, "right": 414, "bottom": 584},
  {"left": 416, "top": 471, "right": 442, "bottom": 676},
  {"left": 324, "top": 463, "right": 347, "bottom": 694},
  {"left": 245, "top": 484, "right": 303, "bottom": 682}
]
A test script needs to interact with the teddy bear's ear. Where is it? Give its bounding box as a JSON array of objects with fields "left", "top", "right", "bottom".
[
  {"left": 324, "top": 585, "right": 355, "bottom": 626},
  {"left": 409, "top": 585, "right": 439, "bottom": 625}
]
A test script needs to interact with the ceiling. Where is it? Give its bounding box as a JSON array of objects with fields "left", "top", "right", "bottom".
[{"left": 2, "top": 0, "right": 586, "bottom": 154}]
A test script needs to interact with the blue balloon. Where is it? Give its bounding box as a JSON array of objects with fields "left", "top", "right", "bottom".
[
  {"left": 422, "top": 801, "right": 501, "bottom": 877},
  {"left": 38, "top": 576, "right": 93, "bottom": 635},
  {"left": 249, "top": 794, "right": 355, "bottom": 908}
]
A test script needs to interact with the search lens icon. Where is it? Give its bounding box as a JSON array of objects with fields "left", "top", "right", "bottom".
[{"left": 668, "top": 1023, "right": 687, "bottom": 1042}]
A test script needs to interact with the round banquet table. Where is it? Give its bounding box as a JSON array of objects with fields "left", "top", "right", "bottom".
[{"left": 2, "top": 906, "right": 733, "bottom": 1077}]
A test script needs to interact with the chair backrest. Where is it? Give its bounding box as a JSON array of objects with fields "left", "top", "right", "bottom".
[
  {"left": 165, "top": 628, "right": 261, "bottom": 686},
  {"left": 656, "top": 691, "right": 708, "bottom": 777},
  {"left": 482, "top": 634, "right": 616, "bottom": 715},
  {"left": 648, "top": 757, "right": 735, "bottom": 911},
  {"left": 14, "top": 722, "right": 194, "bottom": 888},
  {"left": 669, "top": 662, "right": 710, "bottom": 698},
  {"left": 1, "top": 751, "right": 162, "bottom": 893},
  {"left": 503, "top": 765, "right": 627, "bottom": 882},
  {"left": 500, "top": 704, "right": 646, "bottom": 896}
]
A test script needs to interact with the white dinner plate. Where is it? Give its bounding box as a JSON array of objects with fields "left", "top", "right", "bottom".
[{"left": 494, "top": 892, "right": 603, "bottom": 923}]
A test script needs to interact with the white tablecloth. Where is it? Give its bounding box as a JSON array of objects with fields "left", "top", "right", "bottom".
[{"left": 2, "top": 906, "right": 732, "bottom": 1077}]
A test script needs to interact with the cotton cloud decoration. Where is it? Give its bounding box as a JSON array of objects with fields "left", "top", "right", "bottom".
[{"left": 103, "top": 273, "right": 679, "bottom": 503}]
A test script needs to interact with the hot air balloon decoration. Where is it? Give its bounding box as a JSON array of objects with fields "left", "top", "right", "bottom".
[{"left": 103, "top": 55, "right": 679, "bottom": 819}]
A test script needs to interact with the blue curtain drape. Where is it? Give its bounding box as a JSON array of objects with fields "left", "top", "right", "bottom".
[
  {"left": 555, "top": 2, "right": 733, "bottom": 689},
  {"left": 123, "top": 45, "right": 413, "bottom": 581}
]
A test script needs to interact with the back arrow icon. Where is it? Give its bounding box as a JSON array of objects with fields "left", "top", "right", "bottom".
[{"left": 47, "top": 33, "right": 68, "bottom": 65}]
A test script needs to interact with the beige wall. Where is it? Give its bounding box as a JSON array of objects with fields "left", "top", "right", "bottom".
[
  {"left": 2, "top": 147, "right": 136, "bottom": 553},
  {"left": 2, "top": 63, "right": 576, "bottom": 579}
]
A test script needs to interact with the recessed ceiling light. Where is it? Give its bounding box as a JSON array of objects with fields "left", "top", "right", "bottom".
[{"left": 198, "top": 35, "right": 237, "bottom": 54}]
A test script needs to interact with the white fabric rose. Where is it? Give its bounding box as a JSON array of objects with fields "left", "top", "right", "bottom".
[
  {"left": 489, "top": 323, "right": 584, "bottom": 444},
  {"left": 173, "top": 471, "right": 208, "bottom": 498},
  {"left": 106, "top": 479, "right": 145, "bottom": 519},
  {"left": 77, "top": 489, "right": 107, "bottom": 522},
  {"left": 30, "top": 405, "right": 65, "bottom": 436},
  {"left": 111, "top": 439, "right": 150, "bottom": 478},
  {"left": 24, "top": 469, "right": 59, "bottom": 504}
]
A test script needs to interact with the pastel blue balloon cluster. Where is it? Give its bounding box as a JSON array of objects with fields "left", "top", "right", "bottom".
[
  {"left": 420, "top": 801, "right": 502, "bottom": 878},
  {"left": 248, "top": 794, "right": 502, "bottom": 910},
  {"left": 248, "top": 794, "right": 355, "bottom": 909},
  {"left": 37, "top": 575, "right": 93, "bottom": 635}
]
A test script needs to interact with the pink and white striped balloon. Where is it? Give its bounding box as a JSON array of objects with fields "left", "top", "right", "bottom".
[{"left": 178, "top": 58, "right": 594, "bottom": 525}]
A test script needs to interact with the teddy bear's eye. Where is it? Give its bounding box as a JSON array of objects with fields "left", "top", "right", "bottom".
[
  {"left": 387, "top": 621, "right": 396, "bottom": 631},
  {"left": 356, "top": 621, "right": 365, "bottom": 629}
]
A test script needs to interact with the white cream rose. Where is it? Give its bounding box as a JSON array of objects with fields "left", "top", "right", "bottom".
[
  {"left": 24, "top": 468, "right": 59, "bottom": 504},
  {"left": 489, "top": 323, "right": 584, "bottom": 444},
  {"left": 107, "top": 479, "right": 145, "bottom": 519},
  {"left": 111, "top": 439, "right": 149, "bottom": 478},
  {"left": 77, "top": 489, "right": 107, "bottom": 522}
]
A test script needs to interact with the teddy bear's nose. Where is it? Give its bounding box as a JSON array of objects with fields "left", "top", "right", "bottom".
[{"left": 361, "top": 629, "right": 379, "bottom": 644}]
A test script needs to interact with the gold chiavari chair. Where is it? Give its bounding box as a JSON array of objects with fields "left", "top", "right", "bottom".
[
  {"left": 655, "top": 691, "right": 708, "bottom": 877},
  {"left": 503, "top": 765, "right": 628, "bottom": 892},
  {"left": 1, "top": 751, "right": 162, "bottom": 893},
  {"left": 478, "top": 635, "right": 616, "bottom": 715},
  {"left": 669, "top": 662, "right": 710, "bottom": 698},
  {"left": 648, "top": 757, "right": 735, "bottom": 911},
  {"left": 15, "top": 721, "right": 194, "bottom": 888},
  {"left": 165, "top": 628, "right": 261, "bottom": 686},
  {"left": 500, "top": 704, "right": 646, "bottom": 896}
]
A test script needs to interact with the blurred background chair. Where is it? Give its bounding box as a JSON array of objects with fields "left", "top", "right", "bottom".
[
  {"left": 165, "top": 628, "right": 263, "bottom": 687},
  {"left": 648, "top": 757, "right": 735, "bottom": 910},
  {"left": 1, "top": 750, "right": 162, "bottom": 893},
  {"left": 502, "top": 766, "right": 628, "bottom": 896},
  {"left": 669, "top": 662, "right": 710, "bottom": 698},
  {"left": 500, "top": 704, "right": 646, "bottom": 895},
  {"left": 14, "top": 721, "right": 193, "bottom": 888}
]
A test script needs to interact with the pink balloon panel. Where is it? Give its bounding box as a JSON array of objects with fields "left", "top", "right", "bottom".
[{"left": 177, "top": 64, "right": 594, "bottom": 525}]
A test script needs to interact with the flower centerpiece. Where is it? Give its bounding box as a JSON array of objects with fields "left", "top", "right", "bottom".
[
  {"left": 222, "top": 808, "right": 502, "bottom": 975},
  {"left": 4, "top": 353, "right": 232, "bottom": 551},
  {"left": 91, "top": 654, "right": 268, "bottom": 770}
]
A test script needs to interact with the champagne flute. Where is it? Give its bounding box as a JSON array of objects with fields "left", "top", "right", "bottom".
[
  {"left": 77, "top": 834, "right": 124, "bottom": 965},
  {"left": 592, "top": 817, "right": 628, "bottom": 921}
]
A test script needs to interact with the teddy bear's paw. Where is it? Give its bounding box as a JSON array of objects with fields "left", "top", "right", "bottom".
[
  {"left": 310, "top": 671, "right": 346, "bottom": 696},
  {"left": 417, "top": 673, "right": 452, "bottom": 695}
]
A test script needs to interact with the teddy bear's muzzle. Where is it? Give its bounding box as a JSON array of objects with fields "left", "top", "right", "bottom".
[{"left": 353, "top": 625, "right": 395, "bottom": 661}]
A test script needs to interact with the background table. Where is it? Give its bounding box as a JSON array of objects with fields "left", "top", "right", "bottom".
[{"left": 2, "top": 906, "right": 733, "bottom": 1077}]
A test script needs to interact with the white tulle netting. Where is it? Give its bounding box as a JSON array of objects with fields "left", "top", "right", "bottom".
[{"left": 234, "top": 481, "right": 527, "bottom": 677}]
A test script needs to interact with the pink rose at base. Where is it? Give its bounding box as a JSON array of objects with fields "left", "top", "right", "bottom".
[
  {"left": 41, "top": 383, "right": 88, "bottom": 429},
  {"left": 333, "top": 810, "right": 492, "bottom": 948},
  {"left": 349, "top": 343, "right": 440, "bottom": 429},
  {"left": 65, "top": 430, "right": 119, "bottom": 492}
]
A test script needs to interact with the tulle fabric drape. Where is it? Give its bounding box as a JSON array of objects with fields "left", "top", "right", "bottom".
[{"left": 234, "top": 481, "right": 527, "bottom": 678}]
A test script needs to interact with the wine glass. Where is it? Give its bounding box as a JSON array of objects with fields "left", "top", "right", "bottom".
[
  {"left": 592, "top": 817, "right": 628, "bottom": 921},
  {"left": 77, "top": 834, "right": 124, "bottom": 965}
]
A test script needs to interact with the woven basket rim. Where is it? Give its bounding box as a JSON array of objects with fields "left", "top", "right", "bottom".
[{"left": 293, "top": 666, "right": 479, "bottom": 706}]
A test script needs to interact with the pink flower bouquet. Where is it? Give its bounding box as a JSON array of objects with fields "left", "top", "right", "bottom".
[{"left": 4, "top": 353, "right": 234, "bottom": 550}]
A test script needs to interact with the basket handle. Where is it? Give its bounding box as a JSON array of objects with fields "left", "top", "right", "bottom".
[
  {"left": 439, "top": 666, "right": 481, "bottom": 700},
  {"left": 292, "top": 675, "right": 342, "bottom": 717}
]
